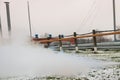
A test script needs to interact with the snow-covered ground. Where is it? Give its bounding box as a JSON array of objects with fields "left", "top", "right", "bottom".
[{"left": 0, "top": 37, "right": 120, "bottom": 80}]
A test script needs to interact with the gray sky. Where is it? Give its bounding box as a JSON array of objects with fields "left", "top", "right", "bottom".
[{"left": 0, "top": 0, "right": 120, "bottom": 37}]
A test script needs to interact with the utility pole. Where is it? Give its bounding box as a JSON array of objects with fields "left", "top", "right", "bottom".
[
  {"left": 113, "top": 0, "right": 117, "bottom": 41},
  {"left": 5, "top": 2, "right": 11, "bottom": 36},
  {"left": 27, "top": 1, "right": 32, "bottom": 38}
]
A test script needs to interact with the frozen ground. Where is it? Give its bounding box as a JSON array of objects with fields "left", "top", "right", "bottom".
[{"left": 0, "top": 37, "right": 120, "bottom": 80}]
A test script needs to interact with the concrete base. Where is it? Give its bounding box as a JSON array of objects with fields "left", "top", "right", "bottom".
[
  {"left": 94, "top": 47, "right": 97, "bottom": 53},
  {"left": 75, "top": 47, "right": 79, "bottom": 52},
  {"left": 59, "top": 47, "right": 63, "bottom": 51}
]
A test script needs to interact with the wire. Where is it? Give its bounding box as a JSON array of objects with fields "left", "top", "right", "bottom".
[
  {"left": 76, "top": 0, "right": 97, "bottom": 33},
  {"left": 88, "top": 0, "right": 101, "bottom": 26}
]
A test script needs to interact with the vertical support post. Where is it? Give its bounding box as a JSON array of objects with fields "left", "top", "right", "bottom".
[
  {"left": 5, "top": 2, "right": 11, "bottom": 36},
  {"left": 74, "top": 32, "right": 78, "bottom": 52},
  {"left": 27, "top": 1, "right": 32, "bottom": 38},
  {"left": 0, "top": 16, "right": 2, "bottom": 37},
  {"left": 59, "top": 34, "right": 62, "bottom": 51},
  {"left": 47, "top": 34, "right": 52, "bottom": 47},
  {"left": 92, "top": 30, "right": 97, "bottom": 53},
  {"left": 113, "top": 0, "right": 117, "bottom": 41}
]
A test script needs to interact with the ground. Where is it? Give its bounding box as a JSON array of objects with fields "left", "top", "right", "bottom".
[{"left": 0, "top": 50, "right": 120, "bottom": 80}]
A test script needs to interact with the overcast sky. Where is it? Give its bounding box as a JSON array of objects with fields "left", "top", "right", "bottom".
[{"left": 0, "top": 0, "right": 120, "bottom": 37}]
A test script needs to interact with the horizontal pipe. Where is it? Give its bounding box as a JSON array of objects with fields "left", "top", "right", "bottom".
[{"left": 38, "top": 31, "right": 120, "bottom": 43}]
